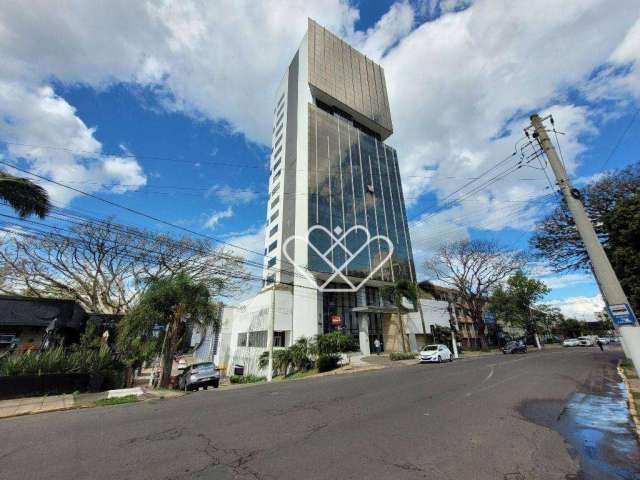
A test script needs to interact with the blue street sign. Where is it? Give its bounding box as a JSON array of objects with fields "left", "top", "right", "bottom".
[
  {"left": 607, "top": 304, "right": 637, "bottom": 326},
  {"left": 483, "top": 311, "right": 497, "bottom": 325}
]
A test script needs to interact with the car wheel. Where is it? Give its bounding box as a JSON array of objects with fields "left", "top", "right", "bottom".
[
  {"left": 437, "top": 356, "right": 442, "bottom": 363},
  {"left": 203, "top": 385, "right": 208, "bottom": 390},
  {"left": 213, "top": 379, "right": 220, "bottom": 388},
  {"left": 449, "top": 355, "right": 453, "bottom": 362}
]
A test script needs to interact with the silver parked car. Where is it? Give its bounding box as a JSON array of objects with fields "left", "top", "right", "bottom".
[{"left": 178, "top": 362, "right": 220, "bottom": 391}]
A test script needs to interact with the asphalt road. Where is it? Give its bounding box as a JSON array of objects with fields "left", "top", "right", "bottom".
[{"left": 0, "top": 347, "right": 634, "bottom": 480}]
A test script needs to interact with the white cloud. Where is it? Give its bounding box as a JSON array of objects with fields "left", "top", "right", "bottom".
[
  {"left": 381, "top": 0, "right": 640, "bottom": 248},
  {"left": 351, "top": 2, "right": 415, "bottom": 59},
  {"left": 224, "top": 225, "right": 266, "bottom": 302},
  {"left": 0, "top": 82, "right": 146, "bottom": 205},
  {"left": 203, "top": 207, "right": 233, "bottom": 229},
  {"left": 546, "top": 294, "right": 605, "bottom": 321},
  {"left": 536, "top": 272, "right": 595, "bottom": 290},
  {"left": 0, "top": 0, "right": 360, "bottom": 145},
  {"left": 1, "top": 0, "right": 639, "bottom": 244},
  {"left": 208, "top": 184, "right": 259, "bottom": 205}
]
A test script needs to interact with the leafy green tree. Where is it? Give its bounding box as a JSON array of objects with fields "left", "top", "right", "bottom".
[
  {"left": 531, "top": 164, "right": 639, "bottom": 271},
  {"left": 258, "top": 348, "right": 293, "bottom": 377},
  {"left": 556, "top": 317, "right": 584, "bottom": 338},
  {"left": 0, "top": 171, "right": 51, "bottom": 219},
  {"left": 381, "top": 279, "right": 426, "bottom": 352},
  {"left": 489, "top": 271, "right": 550, "bottom": 349},
  {"left": 314, "top": 332, "right": 357, "bottom": 355},
  {"left": 602, "top": 190, "right": 640, "bottom": 314},
  {"left": 431, "top": 325, "right": 451, "bottom": 346},
  {"left": 531, "top": 305, "right": 564, "bottom": 340},
  {"left": 118, "top": 272, "right": 218, "bottom": 388}
]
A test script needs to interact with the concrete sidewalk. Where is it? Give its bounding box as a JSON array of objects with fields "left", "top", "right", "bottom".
[
  {"left": 0, "top": 387, "right": 181, "bottom": 419},
  {"left": 0, "top": 394, "right": 75, "bottom": 418}
]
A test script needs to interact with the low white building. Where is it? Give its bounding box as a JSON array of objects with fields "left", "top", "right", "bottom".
[
  {"left": 215, "top": 286, "right": 294, "bottom": 376},
  {"left": 212, "top": 293, "right": 459, "bottom": 377}
]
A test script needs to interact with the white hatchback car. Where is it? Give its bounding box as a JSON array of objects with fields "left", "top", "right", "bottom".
[{"left": 419, "top": 344, "right": 453, "bottom": 363}]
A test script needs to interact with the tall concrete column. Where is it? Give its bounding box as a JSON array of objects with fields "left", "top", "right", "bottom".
[
  {"left": 358, "top": 314, "right": 371, "bottom": 356},
  {"left": 356, "top": 288, "right": 370, "bottom": 356},
  {"left": 407, "top": 330, "right": 418, "bottom": 352}
]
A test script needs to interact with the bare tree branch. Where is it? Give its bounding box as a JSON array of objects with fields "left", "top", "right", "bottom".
[
  {"left": 0, "top": 218, "right": 247, "bottom": 313},
  {"left": 425, "top": 239, "right": 527, "bottom": 349}
]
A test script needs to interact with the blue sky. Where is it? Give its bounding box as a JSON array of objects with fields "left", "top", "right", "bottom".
[{"left": 1, "top": 0, "right": 639, "bottom": 319}]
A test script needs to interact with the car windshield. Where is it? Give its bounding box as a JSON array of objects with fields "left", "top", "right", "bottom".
[
  {"left": 423, "top": 345, "right": 438, "bottom": 351},
  {"left": 192, "top": 363, "right": 214, "bottom": 370}
]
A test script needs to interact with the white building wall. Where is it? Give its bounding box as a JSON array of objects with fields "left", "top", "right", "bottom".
[
  {"left": 405, "top": 299, "right": 451, "bottom": 334},
  {"left": 291, "top": 33, "right": 322, "bottom": 342},
  {"left": 220, "top": 288, "right": 294, "bottom": 376}
]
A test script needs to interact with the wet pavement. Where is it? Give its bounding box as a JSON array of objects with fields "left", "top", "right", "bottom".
[
  {"left": 558, "top": 378, "right": 640, "bottom": 479},
  {"left": 521, "top": 357, "right": 640, "bottom": 480}
]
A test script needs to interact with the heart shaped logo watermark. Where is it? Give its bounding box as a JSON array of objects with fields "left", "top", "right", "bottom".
[{"left": 282, "top": 224, "right": 394, "bottom": 292}]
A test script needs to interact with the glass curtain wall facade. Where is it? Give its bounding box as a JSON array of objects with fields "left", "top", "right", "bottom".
[{"left": 308, "top": 103, "right": 415, "bottom": 283}]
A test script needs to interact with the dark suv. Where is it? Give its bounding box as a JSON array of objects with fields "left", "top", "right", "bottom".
[
  {"left": 178, "top": 362, "right": 220, "bottom": 391},
  {"left": 502, "top": 340, "right": 527, "bottom": 354}
]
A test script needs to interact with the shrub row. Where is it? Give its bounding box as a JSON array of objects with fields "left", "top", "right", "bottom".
[
  {"left": 230, "top": 374, "right": 266, "bottom": 384},
  {"left": 316, "top": 353, "right": 341, "bottom": 373},
  {"left": 389, "top": 352, "right": 417, "bottom": 361},
  {"left": 0, "top": 345, "right": 113, "bottom": 376}
]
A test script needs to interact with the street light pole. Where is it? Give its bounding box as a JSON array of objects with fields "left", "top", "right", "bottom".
[
  {"left": 529, "top": 114, "right": 640, "bottom": 373},
  {"left": 266, "top": 285, "right": 276, "bottom": 382}
]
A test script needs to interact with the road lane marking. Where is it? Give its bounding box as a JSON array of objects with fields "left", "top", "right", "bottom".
[{"left": 481, "top": 367, "right": 495, "bottom": 384}]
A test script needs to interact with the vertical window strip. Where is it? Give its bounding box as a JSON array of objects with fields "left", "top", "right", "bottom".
[
  {"left": 393, "top": 150, "right": 414, "bottom": 282},
  {"left": 383, "top": 145, "right": 400, "bottom": 280},
  {"left": 367, "top": 152, "right": 383, "bottom": 281},
  {"left": 356, "top": 129, "right": 373, "bottom": 272},
  {"left": 347, "top": 124, "right": 357, "bottom": 228},
  {"left": 375, "top": 139, "right": 393, "bottom": 282}
]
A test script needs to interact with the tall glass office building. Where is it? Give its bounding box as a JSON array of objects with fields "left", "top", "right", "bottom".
[{"left": 262, "top": 19, "right": 416, "bottom": 355}]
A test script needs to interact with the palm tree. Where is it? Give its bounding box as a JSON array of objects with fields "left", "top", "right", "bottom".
[
  {"left": 381, "top": 279, "right": 427, "bottom": 352},
  {"left": 0, "top": 171, "right": 51, "bottom": 218},
  {"left": 119, "top": 272, "right": 218, "bottom": 388}
]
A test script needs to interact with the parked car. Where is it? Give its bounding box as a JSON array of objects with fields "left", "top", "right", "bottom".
[
  {"left": 419, "top": 344, "right": 452, "bottom": 363},
  {"left": 562, "top": 338, "right": 580, "bottom": 347},
  {"left": 597, "top": 337, "right": 611, "bottom": 345},
  {"left": 178, "top": 362, "right": 220, "bottom": 391},
  {"left": 503, "top": 340, "right": 527, "bottom": 354},
  {"left": 578, "top": 336, "right": 595, "bottom": 347}
]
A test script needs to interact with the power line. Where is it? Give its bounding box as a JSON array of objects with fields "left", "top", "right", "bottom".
[{"left": 600, "top": 108, "right": 639, "bottom": 170}]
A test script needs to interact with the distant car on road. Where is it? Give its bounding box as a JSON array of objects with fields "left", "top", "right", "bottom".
[
  {"left": 562, "top": 338, "right": 580, "bottom": 347},
  {"left": 178, "top": 362, "right": 220, "bottom": 391},
  {"left": 578, "top": 336, "right": 595, "bottom": 347},
  {"left": 503, "top": 340, "right": 527, "bottom": 354},
  {"left": 419, "top": 344, "right": 452, "bottom": 363}
]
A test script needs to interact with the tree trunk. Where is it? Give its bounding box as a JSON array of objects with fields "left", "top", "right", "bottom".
[
  {"left": 534, "top": 332, "right": 542, "bottom": 350},
  {"left": 160, "top": 321, "right": 178, "bottom": 388}
]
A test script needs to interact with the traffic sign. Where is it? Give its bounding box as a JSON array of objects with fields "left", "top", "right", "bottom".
[{"left": 607, "top": 304, "right": 637, "bottom": 326}]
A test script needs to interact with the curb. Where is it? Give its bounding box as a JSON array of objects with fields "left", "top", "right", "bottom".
[{"left": 618, "top": 362, "right": 640, "bottom": 440}]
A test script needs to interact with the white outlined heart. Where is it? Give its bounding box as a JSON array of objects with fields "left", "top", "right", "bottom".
[{"left": 282, "top": 224, "right": 394, "bottom": 292}]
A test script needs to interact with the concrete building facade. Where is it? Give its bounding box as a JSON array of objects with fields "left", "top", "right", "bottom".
[{"left": 217, "top": 19, "right": 417, "bottom": 375}]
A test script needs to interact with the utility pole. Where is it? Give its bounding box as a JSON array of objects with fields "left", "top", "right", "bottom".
[
  {"left": 266, "top": 285, "right": 276, "bottom": 382},
  {"left": 528, "top": 306, "right": 542, "bottom": 350},
  {"left": 448, "top": 300, "right": 459, "bottom": 359},
  {"left": 529, "top": 114, "right": 640, "bottom": 373}
]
